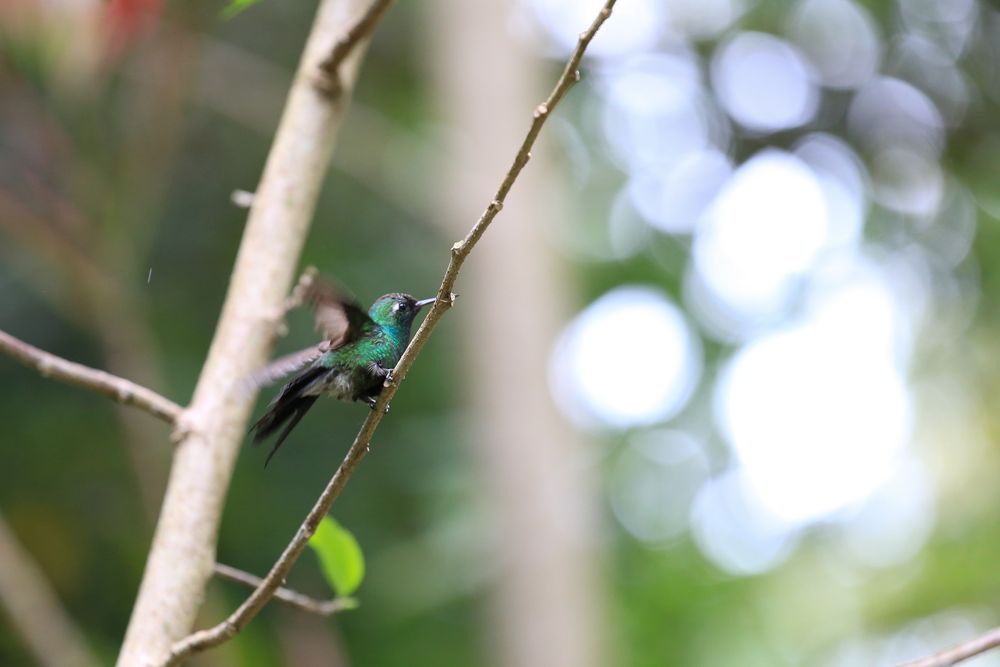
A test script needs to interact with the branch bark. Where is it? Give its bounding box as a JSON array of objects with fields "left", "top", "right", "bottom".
[
  {"left": 0, "top": 329, "right": 181, "bottom": 424},
  {"left": 115, "top": 1, "right": 381, "bottom": 664},
  {"left": 213, "top": 563, "right": 352, "bottom": 616},
  {"left": 895, "top": 627, "right": 1000, "bottom": 667},
  {"left": 166, "top": 1, "right": 617, "bottom": 663}
]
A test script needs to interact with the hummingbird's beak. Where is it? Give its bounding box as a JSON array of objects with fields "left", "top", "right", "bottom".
[{"left": 415, "top": 297, "right": 436, "bottom": 310}]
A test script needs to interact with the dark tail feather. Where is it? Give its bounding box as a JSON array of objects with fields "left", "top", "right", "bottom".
[
  {"left": 251, "top": 365, "right": 326, "bottom": 465},
  {"left": 262, "top": 395, "right": 317, "bottom": 466}
]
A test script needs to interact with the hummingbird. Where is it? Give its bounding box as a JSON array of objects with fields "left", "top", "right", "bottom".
[{"left": 250, "top": 279, "right": 435, "bottom": 465}]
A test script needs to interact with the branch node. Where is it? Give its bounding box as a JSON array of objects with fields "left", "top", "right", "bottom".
[
  {"left": 315, "top": 0, "right": 394, "bottom": 98},
  {"left": 533, "top": 103, "right": 549, "bottom": 118},
  {"left": 313, "top": 72, "right": 345, "bottom": 99}
]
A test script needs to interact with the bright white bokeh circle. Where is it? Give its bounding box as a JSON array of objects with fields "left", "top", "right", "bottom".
[
  {"left": 712, "top": 32, "right": 819, "bottom": 132},
  {"left": 600, "top": 52, "right": 711, "bottom": 173},
  {"left": 690, "top": 150, "right": 830, "bottom": 334},
  {"left": 550, "top": 287, "right": 702, "bottom": 429},
  {"left": 715, "top": 269, "right": 914, "bottom": 524}
]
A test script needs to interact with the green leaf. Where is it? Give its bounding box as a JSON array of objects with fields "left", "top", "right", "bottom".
[
  {"left": 220, "top": 0, "right": 261, "bottom": 20},
  {"left": 308, "top": 516, "right": 365, "bottom": 597}
]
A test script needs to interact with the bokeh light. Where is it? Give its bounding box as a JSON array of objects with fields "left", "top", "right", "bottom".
[
  {"left": 524, "top": 0, "right": 669, "bottom": 58},
  {"left": 788, "top": 0, "right": 880, "bottom": 89},
  {"left": 834, "top": 460, "right": 935, "bottom": 569},
  {"left": 847, "top": 77, "right": 945, "bottom": 155},
  {"left": 666, "top": 0, "right": 744, "bottom": 40},
  {"left": 690, "top": 468, "right": 800, "bottom": 575},
  {"left": 711, "top": 32, "right": 819, "bottom": 133},
  {"left": 610, "top": 430, "right": 709, "bottom": 544},
  {"left": 599, "top": 52, "right": 714, "bottom": 174},
  {"left": 627, "top": 148, "right": 733, "bottom": 235},
  {"left": 793, "top": 133, "right": 868, "bottom": 248},
  {"left": 550, "top": 286, "right": 702, "bottom": 429},
  {"left": 715, "top": 259, "right": 914, "bottom": 525},
  {"left": 689, "top": 149, "right": 830, "bottom": 337}
]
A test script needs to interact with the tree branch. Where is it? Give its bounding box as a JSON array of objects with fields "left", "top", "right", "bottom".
[
  {"left": 213, "top": 563, "right": 352, "bottom": 616},
  {"left": 0, "top": 329, "right": 182, "bottom": 424},
  {"left": 895, "top": 627, "right": 1000, "bottom": 667},
  {"left": 316, "top": 0, "right": 394, "bottom": 97},
  {"left": 115, "top": 1, "right": 379, "bottom": 664},
  {"left": 165, "top": 2, "right": 616, "bottom": 663}
]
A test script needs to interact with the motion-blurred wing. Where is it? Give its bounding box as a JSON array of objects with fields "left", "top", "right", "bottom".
[
  {"left": 307, "top": 279, "right": 372, "bottom": 348},
  {"left": 248, "top": 342, "right": 330, "bottom": 389}
]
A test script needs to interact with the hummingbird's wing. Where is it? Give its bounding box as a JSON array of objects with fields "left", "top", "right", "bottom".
[
  {"left": 306, "top": 278, "right": 374, "bottom": 349},
  {"left": 247, "top": 341, "right": 331, "bottom": 389}
]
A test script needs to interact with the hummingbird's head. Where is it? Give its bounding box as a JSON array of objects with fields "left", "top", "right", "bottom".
[{"left": 369, "top": 293, "right": 435, "bottom": 332}]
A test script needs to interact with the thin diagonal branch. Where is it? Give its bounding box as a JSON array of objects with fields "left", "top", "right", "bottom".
[
  {"left": 165, "top": 2, "right": 616, "bottom": 663},
  {"left": 213, "top": 563, "right": 352, "bottom": 616},
  {"left": 895, "top": 626, "right": 1000, "bottom": 667},
  {"left": 316, "top": 0, "right": 394, "bottom": 96},
  {"left": 0, "top": 329, "right": 182, "bottom": 424}
]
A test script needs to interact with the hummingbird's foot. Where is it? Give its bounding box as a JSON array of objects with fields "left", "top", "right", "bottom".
[
  {"left": 365, "top": 397, "right": 391, "bottom": 414},
  {"left": 368, "top": 361, "right": 395, "bottom": 386}
]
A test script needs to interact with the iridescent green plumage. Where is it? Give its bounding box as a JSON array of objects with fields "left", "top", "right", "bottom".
[{"left": 250, "top": 289, "right": 434, "bottom": 465}]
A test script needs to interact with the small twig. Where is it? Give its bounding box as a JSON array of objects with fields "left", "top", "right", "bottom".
[
  {"left": 0, "top": 329, "right": 182, "bottom": 424},
  {"left": 165, "top": 2, "right": 616, "bottom": 664},
  {"left": 213, "top": 563, "right": 352, "bottom": 616},
  {"left": 894, "top": 626, "right": 1000, "bottom": 667},
  {"left": 316, "top": 0, "right": 394, "bottom": 97}
]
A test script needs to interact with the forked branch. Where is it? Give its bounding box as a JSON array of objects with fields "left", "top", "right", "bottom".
[
  {"left": 316, "top": 0, "right": 395, "bottom": 96},
  {"left": 213, "top": 563, "right": 352, "bottom": 616},
  {"left": 165, "top": 1, "right": 617, "bottom": 663}
]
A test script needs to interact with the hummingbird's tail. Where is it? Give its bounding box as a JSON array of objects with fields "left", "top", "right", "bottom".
[{"left": 251, "top": 365, "right": 325, "bottom": 466}]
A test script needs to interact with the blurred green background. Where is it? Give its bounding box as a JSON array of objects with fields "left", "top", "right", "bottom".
[{"left": 2, "top": 0, "right": 1000, "bottom": 665}]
